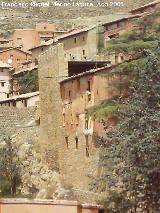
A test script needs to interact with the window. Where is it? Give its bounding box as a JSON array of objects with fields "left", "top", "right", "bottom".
[
  {"left": 1, "top": 68, "right": 3, "bottom": 72},
  {"left": 74, "top": 37, "right": 77, "bottom": 43},
  {"left": 44, "top": 26, "right": 47, "bottom": 30},
  {"left": 120, "top": 55, "right": 124, "bottom": 62},
  {"left": 83, "top": 36, "right": 85, "bottom": 41},
  {"left": 87, "top": 81, "right": 91, "bottom": 101},
  {"left": 69, "top": 90, "right": 71, "bottom": 100},
  {"left": 88, "top": 93, "right": 91, "bottom": 102},
  {"left": 13, "top": 101, "right": 16, "bottom": 107},
  {"left": 63, "top": 113, "right": 65, "bottom": 126},
  {"left": 70, "top": 114, "right": 73, "bottom": 125},
  {"left": 85, "top": 117, "right": 89, "bottom": 129},
  {"left": 83, "top": 49, "right": 85, "bottom": 56},
  {"left": 115, "top": 55, "right": 118, "bottom": 64},
  {"left": 108, "top": 34, "right": 118, "bottom": 39},
  {"left": 75, "top": 137, "right": 78, "bottom": 149},
  {"left": 24, "top": 99, "right": 27, "bottom": 107},
  {"left": 36, "top": 118, "right": 40, "bottom": 126},
  {"left": 87, "top": 81, "right": 91, "bottom": 92},
  {"left": 97, "top": 89, "right": 99, "bottom": 95},
  {"left": 85, "top": 135, "right": 89, "bottom": 157},
  {"left": 17, "top": 37, "right": 22, "bottom": 41},
  {"left": 65, "top": 137, "right": 69, "bottom": 148},
  {"left": 76, "top": 114, "right": 79, "bottom": 126},
  {"left": 1, "top": 82, "right": 5, "bottom": 87}
]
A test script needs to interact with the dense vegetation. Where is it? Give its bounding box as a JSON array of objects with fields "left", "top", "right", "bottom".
[
  {"left": 0, "top": 136, "right": 21, "bottom": 196},
  {"left": 17, "top": 70, "right": 39, "bottom": 94},
  {"left": 89, "top": 13, "right": 160, "bottom": 212}
]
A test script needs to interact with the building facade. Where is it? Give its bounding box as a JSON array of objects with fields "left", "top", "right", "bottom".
[
  {"left": 0, "top": 61, "right": 12, "bottom": 99},
  {"left": 0, "top": 48, "right": 32, "bottom": 69},
  {"left": 0, "top": 38, "right": 13, "bottom": 51},
  {"left": 54, "top": 26, "right": 99, "bottom": 61},
  {"left": 11, "top": 29, "right": 41, "bottom": 51},
  {"left": 0, "top": 91, "right": 39, "bottom": 107},
  {"left": 35, "top": 23, "right": 56, "bottom": 43},
  {"left": 38, "top": 44, "right": 123, "bottom": 191}
]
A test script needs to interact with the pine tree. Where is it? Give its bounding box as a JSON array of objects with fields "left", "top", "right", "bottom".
[{"left": 0, "top": 136, "right": 21, "bottom": 196}]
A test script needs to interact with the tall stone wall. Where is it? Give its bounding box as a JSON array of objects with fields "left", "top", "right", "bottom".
[{"left": 38, "top": 44, "right": 68, "bottom": 171}]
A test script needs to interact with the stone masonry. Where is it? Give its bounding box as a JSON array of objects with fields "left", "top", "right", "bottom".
[
  {"left": 38, "top": 44, "right": 68, "bottom": 171},
  {"left": 38, "top": 44, "right": 102, "bottom": 194},
  {"left": 0, "top": 106, "right": 37, "bottom": 136}
]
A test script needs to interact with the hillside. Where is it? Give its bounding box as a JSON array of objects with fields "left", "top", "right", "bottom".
[{"left": 0, "top": 0, "right": 153, "bottom": 36}]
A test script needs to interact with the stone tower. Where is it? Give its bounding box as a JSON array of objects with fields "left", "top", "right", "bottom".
[{"left": 38, "top": 44, "right": 68, "bottom": 171}]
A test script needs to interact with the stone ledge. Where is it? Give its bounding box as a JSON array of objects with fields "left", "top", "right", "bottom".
[{"left": 0, "top": 199, "right": 102, "bottom": 208}]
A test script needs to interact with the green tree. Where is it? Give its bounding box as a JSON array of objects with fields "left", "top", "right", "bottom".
[
  {"left": 0, "top": 136, "right": 21, "bottom": 196},
  {"left": 95, "top": 50, "right": 160, "bottom": 212},
  {"left": 17, "top": 70, "right": 39, "bottom": 94}
]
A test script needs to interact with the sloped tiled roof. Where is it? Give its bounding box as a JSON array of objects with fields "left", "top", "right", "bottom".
[
  {"left": 130, "top": 0, "right": 160, "bottom": 13},
  {"left": 54, "top": 26, "right": 95, "bottom": 41},
  {"left": 0, "top": 91, "right": 39, "bottom": 103},
  {"left": 0, "top": 48, "right": 32, "bottom": 55}
]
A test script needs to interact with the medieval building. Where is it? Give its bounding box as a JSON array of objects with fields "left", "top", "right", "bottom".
[{"left": 38, "top": 43, "right": 126, "bottom": 192}]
